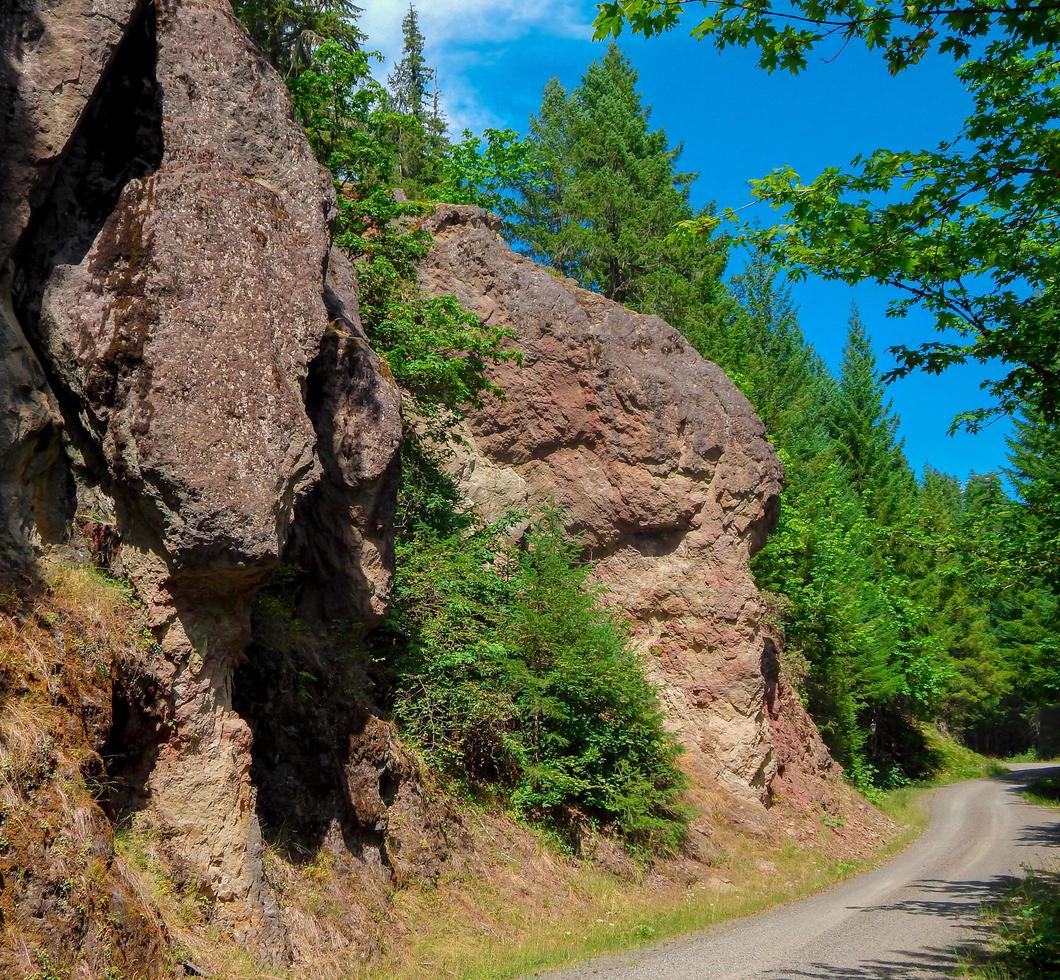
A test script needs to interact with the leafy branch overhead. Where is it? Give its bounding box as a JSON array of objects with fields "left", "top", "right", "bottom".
[
  {"left": 594, "top": 0, "right": 1060, "bottom": 74},
  {"left": 598, "top": 0, "right": 1060, "bottom": 429}
]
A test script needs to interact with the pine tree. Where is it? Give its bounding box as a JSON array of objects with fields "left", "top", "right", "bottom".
[
  {"left": 386, "top": 4, "right": 447, "bottom": 187},
  {"left": 388, "top": 5, "right": 432, "bottom": 120},
  {"left": 515, "top": 45, "right": 726, "bottom": 321},
  {"left": 830, "top": 309, "right": 918, "bottom": 528},
  {"left": 233, "top": 0, "right": 364, "bottom": 75}
]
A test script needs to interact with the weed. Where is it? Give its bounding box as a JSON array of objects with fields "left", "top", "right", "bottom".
[
  {"left": 966, "top": 868, "right": 1060, "bottom": 978},
  {"left": 1021, "top": 776, "right": 1060, "bottom": 809}
]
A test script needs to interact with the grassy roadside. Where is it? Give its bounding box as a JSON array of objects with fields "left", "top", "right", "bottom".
[
  {"left": 370, "top": 788, "right": 928, "bottom": 979},
  {"left": 916, "top": 726, "right": 1009, "bottom": 787},
  {"left": 365, "top": 731, "right": 1001, "bottom": 978},
  {"left": 1019, "top": 775, "right": 1060, "bottom": 808},
  {"left": 961, "top": 755, "right": 1060, "bottom": 977},
  {"left": 964, "top": 869, "right": 1060, "bottom": 978},
  {"left": 110, "top": 715, "right": 1001, "bottom": 979}
]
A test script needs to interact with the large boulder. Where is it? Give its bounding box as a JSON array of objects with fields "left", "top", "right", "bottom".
[
  {"left": 418, "top": 206, "right": 785, "bottom": 800},
  {"left": 1, "top": 0, "right": 401, "bottom": 951}
]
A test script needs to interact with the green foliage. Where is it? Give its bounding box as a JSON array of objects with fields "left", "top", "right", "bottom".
[
  {"left": 287, "top": 37, "right": 517, "bottom": 434},
  {"left": 1008, "top": 410, "right": 1060, "bottom": 592},
  {"left": 240, "top": 0, "right": 1060, "bottom": 809},
  {"left": 387, "top": 4, "right": 432, "bottom": 120},
  {"left": 742, "top": 42, "right": 1060, "bottom": 429},
  {"left": 431, "top": 128, "right": 541, "bottom": 218},
  {"left": 386, "top": 4, "right": 448, "bottom": 189},
  {"left": 514, "top": 46, "right": 730, "bottom": 324},
  {"left": 1021, "top": 776, "right": 1060, "bottom": 808},
  {"left": 517, "top": 46, "right": 1023, "bottom": 790},
  {"left": 385, "top": 510, "right": 689, "bottom": 855},
  {"left": 593, "top": 0, "right": 1060, "bottom": 76},
  {"left": 232, "top": 0, "right": 364, "bottom": 75},
  {"left": 970, "top": 869, "right": 1060, "bottom": 979},
  {"left": 248, "top": 7, "right": 690, "bottom": 856},
  {"left": 595, "top": 2, "right": 1060, "bottom": 430},
  {"left": 830, "top": 309, "right": 918, "bottom": 525}
]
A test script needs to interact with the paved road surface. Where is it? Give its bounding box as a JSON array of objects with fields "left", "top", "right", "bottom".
[{"left": 553, "top": 764, "right": 1060, "bottom": 979}]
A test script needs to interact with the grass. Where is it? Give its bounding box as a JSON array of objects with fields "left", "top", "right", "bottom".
[
  {"left": 917, "top": 726, "right": 1008, "bottom": 786},
  {"left": 369, "top": 792, "right": 926, "bottom": 979},
  {"left": 15, "top": 570, "right": 1001, "bottom": 980},
  {"left": 1020, "top": 776, "right": 1060, "bottom": 809},
  {"left": 111, "top": 782, "right": 927, "bottom": 980},
  {"left": 105, "top": 723, "right": 989, "bottom": 979},
  {"left": 380, "top": 730, "right": 991, "bottom": 980},
  {"left": 965, "top": 868, "right": 1060, "bottom": 978}
]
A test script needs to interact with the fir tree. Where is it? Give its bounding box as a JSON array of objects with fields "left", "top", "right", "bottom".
[
  {"left": 388, "top": 4, "right": 432, "bottom": 120},
  {"left": 515, "top": 46, "right": 727, "bottom": 321},
  {"left": 386, "top": 4, "right": 447, "bottom": 187},
  {"left": 830, "top": 309, "right": 917, "bottom": 528},
  {"left": 233, "top": 0, "right": 364, "bottom": 74},
  {"left": 1007, "top": 411, "right": 1060, "bottom": 592}
]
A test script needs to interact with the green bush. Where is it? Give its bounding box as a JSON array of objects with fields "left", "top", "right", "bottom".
[
  {"left": 384, "top": 510, "right": 689, "bottom": 856},
  {"left": 970, "top": 870, "right": 1060, "bottom": 978}
]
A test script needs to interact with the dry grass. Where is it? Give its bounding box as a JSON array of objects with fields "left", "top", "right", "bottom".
[
  {"left": 108, "top": 779, "right": 923, "bottom": 980},
  {"left": 0, "top": 560, "right": 934, "bottom": 979},
  {"left": 364, "top": 790, "right": 923, "bottom": 980},
  {"left": 0, "top": 559, "right": 170, "bottom": 977}
]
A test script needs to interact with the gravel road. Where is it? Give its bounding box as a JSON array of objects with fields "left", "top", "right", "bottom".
[{"left": 552, "top": 763, "right": 1060, "bottom": 979}]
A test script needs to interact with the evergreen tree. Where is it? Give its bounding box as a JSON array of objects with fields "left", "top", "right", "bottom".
[
  {"left": 726, "top": 252, "right": 835, "bottom": 444},
  {"left": 515, "top": 46, "right": 728, "bottom": 323},
  {"left": 830, "top": 309, "right": 917, "bottom": 528},
  {"left": 387, "top": 4, "right": 447, "bottom": 186},
  {"left": 916, "top": 468, "right": 1008, "bottom": 737},
  {"left": 233, "top": 0, "right": 364, "bottom": 74},
  {"left": 517, "top": 79, "right": 577, "bottom": 277},
  {"left": 1007, "top": 411, "right": 1060, "bottom": 592},
  {"left": 388, "top": 4, "right": 432, "bottom": 120}
]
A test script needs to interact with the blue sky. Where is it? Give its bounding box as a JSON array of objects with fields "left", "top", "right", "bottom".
[{"left": 362, "top": 0, "right": 1013, "bottom": 481}]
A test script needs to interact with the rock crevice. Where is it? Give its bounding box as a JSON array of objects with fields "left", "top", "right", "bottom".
[{"left": 1, "top": 0, "right": 402, "bottom": 952}]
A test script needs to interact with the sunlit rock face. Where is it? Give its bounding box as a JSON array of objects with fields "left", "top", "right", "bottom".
[
  {"left": 1, "top": 0, "right": 401, "bottom": 952},
  {"left": 418, "top": 204, "right": 792, "bottom": 802}
]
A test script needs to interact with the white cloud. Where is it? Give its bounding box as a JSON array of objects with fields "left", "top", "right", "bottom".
[{"left": 359, "top": 0, "right": 593, "bottom": 133}]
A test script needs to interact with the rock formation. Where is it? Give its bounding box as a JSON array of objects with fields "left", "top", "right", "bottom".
[
  {"left": 417, "top": 206, "right": 789, "bottom": 801},
  {"left": 1, "top": 0, "right": 400, "bottom": 952},
  {"left": 0, "top": 0, "right": 862, "bottom": 971}
]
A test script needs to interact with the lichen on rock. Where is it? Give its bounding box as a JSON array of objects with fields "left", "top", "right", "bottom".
[{"left": 1, "top": 0, "right": 402, "bottom": 955}]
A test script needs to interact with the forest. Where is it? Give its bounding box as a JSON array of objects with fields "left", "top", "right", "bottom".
[{"left": 230, "top": 0, "right": 1058, "bottom": 807}]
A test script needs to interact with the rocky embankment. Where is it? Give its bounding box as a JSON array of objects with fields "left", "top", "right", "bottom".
[
  {"left": 0, "top": 1, "right": 885, "bottom": 974},
  {"left": 417, "top": 205, "right": 880, "bottom": 839}
]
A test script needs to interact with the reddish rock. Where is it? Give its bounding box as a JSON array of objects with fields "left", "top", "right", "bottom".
[{"left": 418, "top": 205, "right": 786, "bottom": 801}]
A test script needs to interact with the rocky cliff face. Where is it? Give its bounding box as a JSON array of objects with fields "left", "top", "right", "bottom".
[
  {"left": 0, "top": 1, "right": 864, "bottom": 971},
  {"left": 1, "top": 0, "right": 401, "bottom": 956},
  {"left": 418, "top": 206, "right": 802, "bottom": 803}
]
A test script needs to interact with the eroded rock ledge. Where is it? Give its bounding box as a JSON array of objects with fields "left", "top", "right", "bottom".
[{"left": 419, "top": 205, "right": 794, "bottom": 801}]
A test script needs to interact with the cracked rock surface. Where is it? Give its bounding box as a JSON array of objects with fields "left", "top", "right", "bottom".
[{"left": 419, "top": 205, "right": 790, "bottom": 801}]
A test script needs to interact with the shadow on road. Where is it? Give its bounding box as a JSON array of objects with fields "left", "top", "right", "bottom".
[
  {"left": 846, "top": 874, "right": 1022, "bottom": 918},
  {"left": 757, "top": 945, "right": 960, "bottom": 978}
]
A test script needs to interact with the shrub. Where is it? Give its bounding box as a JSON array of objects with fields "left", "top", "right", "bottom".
[{"left": 385, "top": 510, "right": 689, "bottom": 856}]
